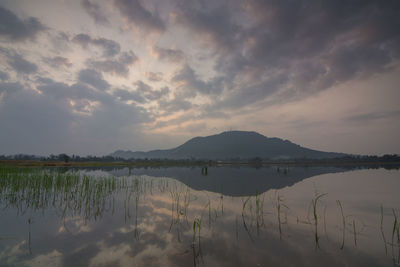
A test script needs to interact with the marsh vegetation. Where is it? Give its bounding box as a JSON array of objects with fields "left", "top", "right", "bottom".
[{"left": 0, "top": 166, "right": 399, "bottom": 266}]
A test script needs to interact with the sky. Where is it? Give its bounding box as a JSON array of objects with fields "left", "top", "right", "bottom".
[{"left": 0, "top": 0, "right": 399, "bottom": 156}]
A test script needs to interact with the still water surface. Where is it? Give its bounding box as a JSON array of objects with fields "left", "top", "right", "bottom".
[{"left": 0, "top": 166, "right": 399, "bottom": 266}]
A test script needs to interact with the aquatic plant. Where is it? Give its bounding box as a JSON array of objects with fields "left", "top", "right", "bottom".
[
  {"left": 391, "top": 209, "right": 400, "bottom": 265},
  {"left": 255, "top": 192, "right": 265, "bottom": 235},
  {"left": 311, "top": 192, "right": 327, "bottom": 248},
  {"left": 381, "top": 205, "right": 388, "bottom": 255},
  {"left": 337, "top": 200, "right": 346, "bottom": 249},
  {"left": 273, "top": 192, "right": 288, "bottom": 240},
  {"left": 192, "top": 217, "right": 203, "bottom": 266},
  {"left": 192, "top": 218, "right": 201, "bottom": 244}
]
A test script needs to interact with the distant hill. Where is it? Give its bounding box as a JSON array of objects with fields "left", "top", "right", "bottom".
[{"left": 110, "top": 131, "right": 347, "bottom": 160}]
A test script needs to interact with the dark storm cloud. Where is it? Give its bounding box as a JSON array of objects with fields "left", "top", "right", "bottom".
[
  {"left": 43, "top": 56, "right": 72, "bottom": 68},
  {"left": 88, "top": 51, "right": 138, "bottom": 77},
  {"left": 173, "top": 0, "right": 400, "bottom": 109},
  {"left": 0, "top": 6, "right": 46, "bottom": 41},
  {"left": 151, "top": 46, "right": 185, "bottom": 63},
  {"left": 6, "top": 52, "right": 38, "bottom": 74},
  {"left": 78, "top": 69, "right": 110, "bottom": 91},
  {"left": 73, "top": 33, "right": 121, "bottom": 57},
  {"left": 81, "top": 0, "right": 110, "bottom": 25},
  {"left": 113, "top": 0, "right": 165, "bottom": 33},
  {"left": 171, "top": 64, "right": 223, "bottom": 96}
]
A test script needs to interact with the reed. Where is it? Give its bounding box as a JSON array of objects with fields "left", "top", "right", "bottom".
[
  {"left": 311, "top": 193, "right": 327, "bottom": 248},
  {"left": 0, "top": 166, "right": 144, "bottom": 223},
  {"left": 353, "top": 219, "right": 357, "bottom": 247},
  {"left": 192, "top": 218, "right": 201, "bottom": 245},
  {"left": 242, "top": 196, "right": 251, "bottom": 216},
  {"left": 391, "top": 209, "right": 400, "bottom": 264},
  {"left": 255, "top": 192, "right": 265, "bottom": 235},
  {"left": 274, "top": 193, "right": 288, "bottom": 240},
  {"left": 337, "top": 200, "right": 345, "bottom": 249},
  {"left": 380, "top": 205, "right": 388, "bottom": 255}
]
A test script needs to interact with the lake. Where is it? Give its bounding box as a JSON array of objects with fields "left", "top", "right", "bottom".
[{"left": 0, "top": 165, "right": 399, "bottom": 266}]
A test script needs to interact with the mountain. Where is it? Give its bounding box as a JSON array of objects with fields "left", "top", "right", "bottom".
[{"left": 110, "top": 131, "right": 347, "bottom": 160}]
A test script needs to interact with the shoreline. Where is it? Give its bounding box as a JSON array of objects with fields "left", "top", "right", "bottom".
[{"left": 1, "top": 159, "right": 399, "bottom": 168}]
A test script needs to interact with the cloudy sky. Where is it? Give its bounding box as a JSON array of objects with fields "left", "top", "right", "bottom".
[{"left": 0, "top": 0, "right": 399, "bottom": 156}]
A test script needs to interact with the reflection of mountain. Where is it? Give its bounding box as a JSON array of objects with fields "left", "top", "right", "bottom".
[
  {"left": 106, "top": 166, "right": 349, "bottom": 196},
  {"left": 110, "top": 131, "right": 346, "bottom": 160}
]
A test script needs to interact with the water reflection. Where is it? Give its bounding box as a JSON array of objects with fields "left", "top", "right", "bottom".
[
  {"left": 0, "top": 166, "right": 399, "bottom": 266},
  {"left": 98, "top": 165, "right": 353, "bottom": 196}
]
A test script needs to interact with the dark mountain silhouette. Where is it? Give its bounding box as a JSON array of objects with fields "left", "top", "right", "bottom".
[{"left": 110, "top": 131, "right": 346, "bottom": 160}]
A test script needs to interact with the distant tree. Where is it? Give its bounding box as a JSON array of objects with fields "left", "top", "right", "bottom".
[{"left": 58, "top": 154, "right": 70, "bottom": 163}]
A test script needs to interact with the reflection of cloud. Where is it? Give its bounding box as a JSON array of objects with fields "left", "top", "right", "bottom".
[
  {"left": 57, "top": 217, "right": 92, "bottom": 235},
  {"left": 0, "top": 172, "right": 394, "bottom": 266},
  {"left": 89, "top": 242, "right": 131, "bottom": 267},
  {"left": 26, "top": 250, "right": 62, "bottom": 267},
  {"left": 0, "top": 240, "right": 26, "bottom": 266}
]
